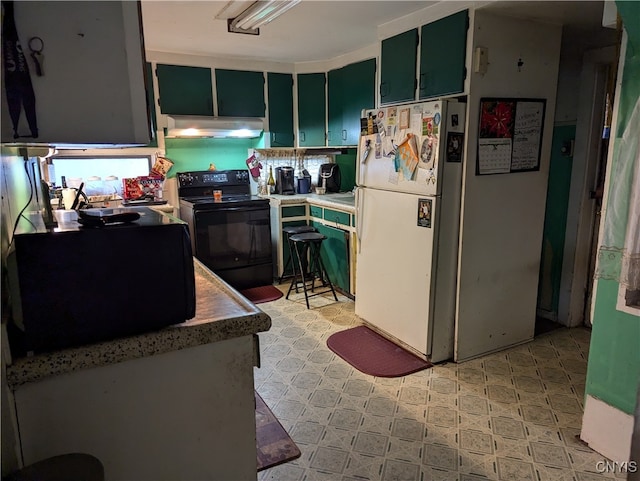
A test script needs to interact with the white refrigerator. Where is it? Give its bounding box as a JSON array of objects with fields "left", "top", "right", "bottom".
[{"left": 355, "top": 99, "right": 466, "bottom": 362}]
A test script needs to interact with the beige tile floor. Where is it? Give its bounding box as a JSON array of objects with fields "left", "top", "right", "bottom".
[{"left": 255, "top": 285, "right": 619, "bottom": 481}]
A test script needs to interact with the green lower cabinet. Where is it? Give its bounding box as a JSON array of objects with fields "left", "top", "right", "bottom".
[
  {"left": 309, "top": 205, "right": 323, "bottom": 219},
  {"left": 311, "top": 221, "right": 350, "bottom": 294}
]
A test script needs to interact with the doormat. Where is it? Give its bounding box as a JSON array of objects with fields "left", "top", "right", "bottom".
[
  {"left": 241, "top": 285, "right": 283, "bottom": 304},
  {"left": 255, "top": 391, "right": 301, "bottom": 471},
  {"left": 327, "top": 325, "right": 432, "bottom": 377}
]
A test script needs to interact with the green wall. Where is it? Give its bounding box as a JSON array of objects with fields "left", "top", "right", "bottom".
[
  {"left": 335, "top": 148, "right": 357, "bottom": 192},
  {"left": 163, "top": 136, "right": 265, "bottom": 177},
  {"left": 585, "top": 1, "right": 640, "bottom": 416},
  {"left": 587, "top": 279, "right": 640, "bottom": 414},
  {"left": 538, "top": 124, "right": 575, "bottom": 315}
]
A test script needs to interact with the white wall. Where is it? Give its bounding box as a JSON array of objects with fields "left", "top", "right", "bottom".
[{"left": 454, "top": 10, "right": 562, "bottom": 361}]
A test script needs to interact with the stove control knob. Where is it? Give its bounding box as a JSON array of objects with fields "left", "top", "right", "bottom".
[{"left": 178, "top": 173, "right": 194, "bottom": 185}]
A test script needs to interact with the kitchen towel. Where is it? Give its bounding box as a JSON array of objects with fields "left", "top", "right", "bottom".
[{"left": 327, "top": 325, "right": 432, "bottom": 377}]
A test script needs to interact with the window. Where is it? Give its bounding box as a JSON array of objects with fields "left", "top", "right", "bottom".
[{"left": 48, "top": 156, "right": 152, "bottom": 189}]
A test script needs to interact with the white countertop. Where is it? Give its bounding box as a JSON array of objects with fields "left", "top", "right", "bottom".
[{"left": 263, "top": 192, "right": 356, "bottom": 213}]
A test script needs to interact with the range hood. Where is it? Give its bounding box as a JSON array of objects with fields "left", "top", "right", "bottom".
[{"left": 166, "top": 115, "right": 263, "bottom": 139}]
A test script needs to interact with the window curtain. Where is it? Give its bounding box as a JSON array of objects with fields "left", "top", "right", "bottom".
[{"left": 595, "top": 95, "right": 640, "bottom": 291}]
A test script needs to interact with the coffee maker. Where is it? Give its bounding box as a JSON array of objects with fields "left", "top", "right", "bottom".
[{"left": 275, "top": 167, "right": 295, "bottom": 195}]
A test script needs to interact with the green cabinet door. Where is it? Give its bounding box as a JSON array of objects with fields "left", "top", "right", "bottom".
[
  {"left": 312, "top": 222, "right": 350, "bottom": 294},
  {"left": 380, "top": 29, "right": 418, "bottom": 105},
  {"left": 297, "top": 73, "right": 326, "bottom": 147},
  {"left": 419, "top": 10, "right": 468, "bottom": 99},
  {"left": 342, "top": 58, "right": 376, "bottom": 145},
  {"left": 267, "top": 72, "right": 294, "bottom": 147},
  {"left": 328, "top": 59, "right": 376, "bottom": 146},
  {"left": 156, "top": 64, "right": 213, "bottom": 115},
  {"left": 327, "top": 68, "right": 344, "bottom": 146},
  {"left": 215, "top": 69, "right": 265, "bottom": 117}
]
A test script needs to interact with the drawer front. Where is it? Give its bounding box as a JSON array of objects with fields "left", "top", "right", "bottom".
[
  {"left": 323, "top": 208, "right": 350, "bottom": 226},
  {"left": 309, "top": 205, "right": 323, "bottom": 219},
  {"left": 282, "top": 205, "right": 306, "bottom": 218}
]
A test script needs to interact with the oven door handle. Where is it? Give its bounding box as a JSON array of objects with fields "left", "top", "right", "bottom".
[{"left": 196, "top": 205, "right": 269, "bottom": 214}]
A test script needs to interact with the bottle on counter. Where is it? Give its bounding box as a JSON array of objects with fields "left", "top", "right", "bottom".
[{"left": 267, "top": 166, "right": 276, "bottom": 195}]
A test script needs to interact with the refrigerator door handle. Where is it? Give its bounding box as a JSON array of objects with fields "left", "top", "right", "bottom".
[{"left": 355, "top": 186, "right": 363, "bottom": 253}]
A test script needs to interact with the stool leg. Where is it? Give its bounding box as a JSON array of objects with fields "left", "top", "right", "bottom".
[
  {"left": 314, "top": 244, "right": 338, "bottom": 301},
  {"left": 285, "top": 239, "right": 298, "bottom": 299},
  {"left": 294, "top": 242, "right": 311, "bottom": 308},
  {"left": 308, "top": 241, "right": 322, "bottom": 292},
  {"left": 279, "top": 234, "right": 293, "bottom": 284}
]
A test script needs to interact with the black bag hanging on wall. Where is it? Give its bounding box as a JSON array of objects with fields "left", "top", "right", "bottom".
[{"left": 2, "top": 0, "right": 38, "bottom": 139}]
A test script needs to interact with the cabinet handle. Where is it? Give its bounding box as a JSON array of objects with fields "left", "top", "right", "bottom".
[
  {"left": 342, "top": 129, "right": 347, "bottom": 141},
  {"left": 327, "top": 130, "right": 332, "bottom": 142},
  {"left": 300, "top": 131, "right": 306, "bottom": 142},
  {"left": 271, "top": 132, "right": 276, "bottom": 144},
  {"left": 419, "top": 73, "right": 426, "bottom": 90},
  {"left": 380, "top": 82, "right": 388, "bottom": 98}
]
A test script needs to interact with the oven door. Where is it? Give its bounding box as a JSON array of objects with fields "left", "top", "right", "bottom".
[{"left": 193, "top": 203, "right": 272, "bottom": 289}]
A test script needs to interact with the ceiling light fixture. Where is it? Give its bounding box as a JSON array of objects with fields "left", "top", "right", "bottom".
[{"left": 228, "top": 0, "right": 301, "bottom": 36}]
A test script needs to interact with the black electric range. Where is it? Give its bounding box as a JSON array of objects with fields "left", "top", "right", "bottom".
[{"left": 177, "top": 170, "right": 272, "bottom": 290}]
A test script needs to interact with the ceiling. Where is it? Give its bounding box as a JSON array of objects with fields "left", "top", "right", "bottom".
[{"left": 140, "top": 0, "right": 611, "bottom": 64}]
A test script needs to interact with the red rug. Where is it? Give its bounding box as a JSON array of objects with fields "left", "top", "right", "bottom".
[
  {"left": 240, "top": 285, "right": 283, "bottom": 304},
  {"left": 327, "top": 325, "right": 432, "bottom": 377},
  {"left": 255, "top": 392, "right": 301, "bottom": 471}
]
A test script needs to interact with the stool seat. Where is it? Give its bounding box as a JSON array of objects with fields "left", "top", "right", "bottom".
[
  {"left": 288, "top": 232, "right": 326, "bottom": 242},
  {"left": 282, "top": 225, "right": 317, "bottom": 235},
  {"left": 286, "top": 231, "right": 338, "bottom": 308}
]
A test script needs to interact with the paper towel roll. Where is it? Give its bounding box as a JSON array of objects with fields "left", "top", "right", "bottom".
[{"left": 62, "top": 188, "right": 77, "bottom": 210}]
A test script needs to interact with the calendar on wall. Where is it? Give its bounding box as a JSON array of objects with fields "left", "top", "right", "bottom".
[{"left": 476, "top": 98, "right": 546, "bottom": 175}]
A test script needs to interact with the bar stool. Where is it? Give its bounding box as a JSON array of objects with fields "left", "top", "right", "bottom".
[
  {"left": 279, "top": 225, "right": 317, "bottom": 283},
  {"left": 286, "top": 232, "right": 338, "bottom": 308}
]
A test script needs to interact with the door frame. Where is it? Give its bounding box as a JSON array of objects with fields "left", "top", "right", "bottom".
[{"left": 558, "top": 46, "right": 616, "bottom": 327}]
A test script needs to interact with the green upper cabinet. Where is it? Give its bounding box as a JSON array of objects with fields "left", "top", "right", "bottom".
[
  {"left": 380, "top": 29, "right": 418, "bottom": 105},
  {"left": 297, "top": 73, "right": 326, "bottom": 147},
  {"left": 156, "top": 64, "right": 214, "bottom": 116},
  {"left": 419, "top": 10, "right": 469, "bottom": 99},
  {"left": 328, "top": 59, "right": 376, "bottom": 146},
  {"left": 327, "top": 68, "right": 344, "bottom": 146},
  {"left": 215, "top": 69, "right": 265, "bottom": 117},
  {"left": 267, "top": 73, "right": 294, "bottom": 147}
]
